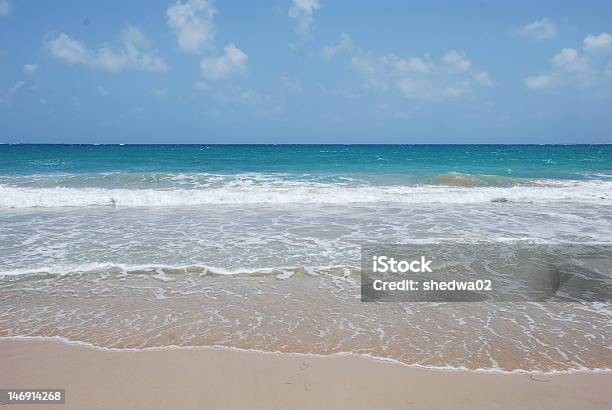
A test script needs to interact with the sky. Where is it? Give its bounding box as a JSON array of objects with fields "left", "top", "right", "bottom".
[{"left": 0, "top": 0, "right": 611, "bottom": 144}]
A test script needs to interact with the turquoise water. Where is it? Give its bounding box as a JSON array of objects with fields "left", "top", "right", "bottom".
[
  {"left": 2, "top": 143, "right": 611, "bottom": 207},
  {"left": 1, "top": 144, "right": 611, "bottom": 181}
]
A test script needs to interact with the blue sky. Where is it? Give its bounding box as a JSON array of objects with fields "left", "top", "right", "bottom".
[{"left": 1, "top": 0, "right": 611, "bottom": 143}]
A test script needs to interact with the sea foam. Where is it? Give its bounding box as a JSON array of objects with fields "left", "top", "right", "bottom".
[{"left": 0, "top": 180, "right": 610, "bottom": 208}]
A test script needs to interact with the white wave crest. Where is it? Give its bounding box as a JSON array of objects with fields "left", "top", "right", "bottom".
[
  {"left": 0, "top": 180, "right": 610, "bottom": 208},
  {"left": 0, "top": 262, "right": 350, "bottom": 277}
]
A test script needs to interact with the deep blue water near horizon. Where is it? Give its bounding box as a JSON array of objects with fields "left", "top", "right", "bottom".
[{"left": 1, "top": 144, "right": 611, "bottom": 181}]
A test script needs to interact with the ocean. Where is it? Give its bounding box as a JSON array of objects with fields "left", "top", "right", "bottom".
[{"left": 0, "top": 144, "right": 611, "bottom": 373}]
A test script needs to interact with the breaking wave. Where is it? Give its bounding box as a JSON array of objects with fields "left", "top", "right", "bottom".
[{"left": 0, "top": 179, "right": 611, "bottom": 208}]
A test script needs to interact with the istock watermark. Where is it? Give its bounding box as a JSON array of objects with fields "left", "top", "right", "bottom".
[
  {"left": 372, "top": 255, "right": 433, "bottom": 273},
  {"left": 361, "top": 244, "right": 612, "bottom": 302}
]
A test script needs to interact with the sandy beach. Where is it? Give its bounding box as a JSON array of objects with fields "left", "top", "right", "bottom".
[{"left": 1, "top": 338, "right": 611, "bottom": 410}]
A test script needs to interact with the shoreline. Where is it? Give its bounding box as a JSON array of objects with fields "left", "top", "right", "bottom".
[
  {"left": 2, "top": 338, "right": 611, "bottom": 409},
  {"left": 2, "top": 336, "right": 611, "bottom": 376}
]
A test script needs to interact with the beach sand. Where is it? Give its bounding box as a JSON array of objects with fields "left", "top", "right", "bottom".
[{"left": 1, "top": 339, "right": 610, "bottom": 409}]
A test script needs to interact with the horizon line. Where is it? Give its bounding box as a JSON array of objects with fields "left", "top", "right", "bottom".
[{"left": 2, "top": 142, "right": 612, "bottom": 146}]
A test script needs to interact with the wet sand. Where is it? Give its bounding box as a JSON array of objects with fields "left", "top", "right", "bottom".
[
  {"left": 3, "top": 267, "right": 610, "bottom": 373},
  {"left": 1, "top": 338, "right": 611, "bottom": 409}
]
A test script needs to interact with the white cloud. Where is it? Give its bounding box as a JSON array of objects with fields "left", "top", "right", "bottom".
[
  {"left": 472, "top": 71, "right": 495, "bottom": 87},
  {"left": 442, "top": 50, "right": 472, "bottom": 72},
  {"left": 321, "top": 33, "right": 352, "bottom": 58},
  {"left": 389, "top": 56, "right": 431, "bottom": 74},
  {"left": 47, "top": 28, "right": 168, "bottom": 73},
  {"left": 0, "top": 0, "right": 11, "bottom": 16},
  {"left": 552, "top": 48, "right": 586, "bottom": 72},
  {"left": 516, "top": 18, "right": 557, "bottom": 41},
  {"left": 289, "top": 0, "right": 320, "bottom": 38},
  {"left": 165, "top": 1, "right": 246, "bottom": 84},
  {"left": 8, "top": 81, "right": 25, "bottom": 94},
  {"left": 23, "top": 64, "right": 38, "bottom": 73},
  {"left": 348, "top": 44, "right": 493, "bottom": 100},
  {"left": 584, "top": 33, "right": 612, "bottom": 54},
  {"left": 122, "top": 26, "right": 150, "bottom": 48},
  {"left": 200, "top": 43, "right": 247, "bottom": 80},
  {"left": 167, "top": 0, "right": 216, "bottom": 53},
  {"left": 525, "top": 74, "right": 556, "bottom": 90},
  {"left": 526, "top": 33, "right": 612, "bottom": 90},
  {"left": 0, "top": 80, "right": 25, "bottom": 105},
  {"left": 48, "top": 34, "right": 89, "bottom": 64}
]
